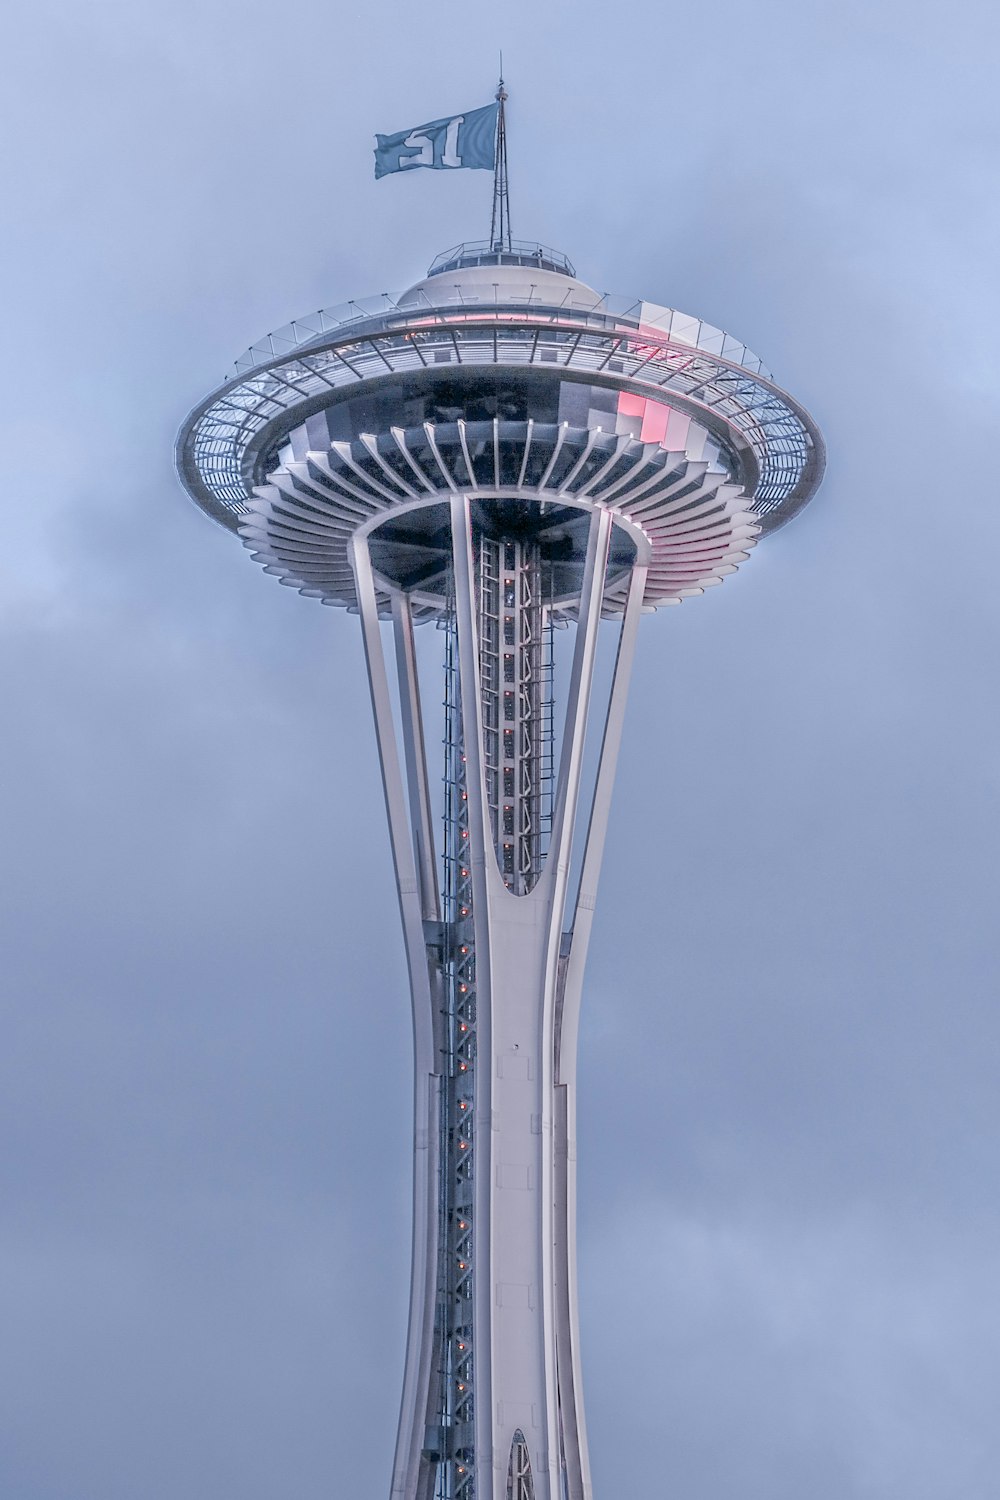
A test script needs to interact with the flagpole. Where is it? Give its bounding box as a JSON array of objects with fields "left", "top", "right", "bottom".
[{"left": 490, "top": 65, "right": 511, "bottom": 253}]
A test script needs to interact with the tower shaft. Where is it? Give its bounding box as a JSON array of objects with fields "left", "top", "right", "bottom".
[{"left": 355, "top": 500, "right": 646, "bottom": 1500}]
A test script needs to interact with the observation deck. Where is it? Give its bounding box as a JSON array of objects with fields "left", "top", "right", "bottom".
[{"left": 176, "top": 244, "right": 824, "bottom": 562}]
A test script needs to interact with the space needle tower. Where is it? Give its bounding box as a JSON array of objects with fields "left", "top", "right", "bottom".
[{"left": 176, "top": 83, "right": 824, "bottom": 1500}]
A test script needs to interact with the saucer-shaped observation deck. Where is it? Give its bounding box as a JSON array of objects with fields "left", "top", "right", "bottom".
[{"left": 176, "top": 241, "right": 824, "bottom": 618}]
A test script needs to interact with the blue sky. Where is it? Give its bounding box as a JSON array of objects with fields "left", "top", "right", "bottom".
[{"left": 2, "top": 2, "right": 999, "bottom": 1497}]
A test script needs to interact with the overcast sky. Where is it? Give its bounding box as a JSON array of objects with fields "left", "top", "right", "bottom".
[{"left": 2, "top": 2, "right": 999, "bottom": 1497}]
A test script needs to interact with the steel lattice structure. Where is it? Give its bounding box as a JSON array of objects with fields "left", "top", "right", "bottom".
[{"left": 176, "top": 243, "right": 824, "bottom": 1500}]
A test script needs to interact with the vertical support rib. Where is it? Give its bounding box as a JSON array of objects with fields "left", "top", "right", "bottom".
[
  {"left": 351, "top": 542, "right": 428, "bottom": 979},
  {"left": 351, "top": 538, "right": 439, "bottom": 1500},
  {"left": 548, "top": 508, "right": 613, "bottom": 887},
  {"left": 539, "top": 507, "right": 612, "bottom": 1500},
  {"left": 552, "top": 559, "right": 647, "bottom": 1500},
  {"left": 392, "top": 590, "right": 440, "bottom": 924},
  {"left": 560, "top": 559, "right": 648, "bottom": 1063},
  {"left": 449, "top": 495, "right": 496, "bottom": 1500}
]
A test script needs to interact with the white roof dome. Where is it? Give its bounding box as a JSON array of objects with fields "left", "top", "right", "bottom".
[{"left": 397, "top": 241, "right": 603, "bottom": 314}]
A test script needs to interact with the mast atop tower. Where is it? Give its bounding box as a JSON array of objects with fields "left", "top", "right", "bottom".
[{"left": 489, "top": 66, "right": 512, "bottom": 252}]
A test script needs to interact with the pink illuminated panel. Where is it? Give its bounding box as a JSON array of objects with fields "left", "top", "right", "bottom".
[
  {"left": 639, "top": 402, "right": 668, "bottom": 445},
  {"left": 616, "top": 390, "right": 690, "bottom": 452}
]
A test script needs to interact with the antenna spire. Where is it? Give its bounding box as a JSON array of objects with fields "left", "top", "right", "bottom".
[{"left": 490, "top": 64, "right": 511, "bottom": 253}]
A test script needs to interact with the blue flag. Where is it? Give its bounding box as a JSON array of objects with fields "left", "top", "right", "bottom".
[{"left": 374, "top": 102, "right": 498, "bottom": 180}]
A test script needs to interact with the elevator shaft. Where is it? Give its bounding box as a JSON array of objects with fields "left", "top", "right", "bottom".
[{"left": 477, "top": 536, "right": 552, "bottom": 897}]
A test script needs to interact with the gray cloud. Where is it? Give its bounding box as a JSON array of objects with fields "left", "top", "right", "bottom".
[{"left": 1, "top": 1, "right": 998, "bottom": 1496}]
